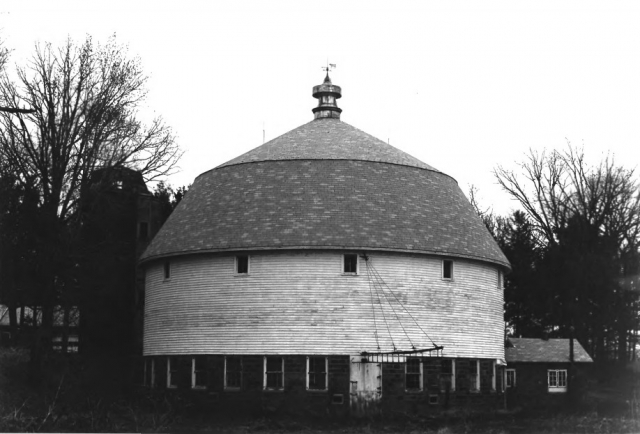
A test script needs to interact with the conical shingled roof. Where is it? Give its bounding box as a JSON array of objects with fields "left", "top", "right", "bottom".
[
  {"left": 141, "top": 77, "right": 509, "bottom": 269},
  {"left": 217, "top": 119, "right": 439, "bottom": 171}
]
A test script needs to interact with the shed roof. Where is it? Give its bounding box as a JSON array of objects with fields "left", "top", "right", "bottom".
[{"left": 505, "top": 338, "right": 593, "bottom": 363}]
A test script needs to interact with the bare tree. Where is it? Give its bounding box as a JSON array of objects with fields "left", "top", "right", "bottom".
[
  {"left": 495, "top": 145, "right": 640, "bottom": 361},
  {"left": 0, "top": 36, "right": 182, "bottom": 375}
]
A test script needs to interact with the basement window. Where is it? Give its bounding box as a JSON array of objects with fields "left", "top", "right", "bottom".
[
  {"left": 144, "top": 358, "right": 155, "bottom": 388},
  {"left": 264, "top": 356, "right": 284, "bottom": 391},
  {"left": 343, "top": 254, "right": 358, "bottom": 274},
  {"left": 236, "top": 255, "right": 249, "bottom": 274},
  {"left": 440, "top": 359, "right": 456, "bottom": 392},
  {"left": 548, "top": 369, "right": 567, "bottom": 393},
  {"left": 307, "top": 356, "right": 328, "bottom": 391},
  {"left": 405, "top": 358, "right": 423, "bottom": 392},
  {"left": 442, "top": 260, "right": 453, "bottom": 280},
  {"left": 167, "top": 356, "right": 178, "bottom": 389},
  {"left": 224, "top": 356, "right": 242, "bottom": 390},
  {"left": 163, "top": 261, "right": 171, "bottom": 280},
  {"left": 469, "top": 360, "right": 480, "bottom": 392},
  {"left": 191, "top": 357, "right": 207, "bottom": 389},
  {"left": 506, "top": 369, "right": 516, "bottom": 388}
]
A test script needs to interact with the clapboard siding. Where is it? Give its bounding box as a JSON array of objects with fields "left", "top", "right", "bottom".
[{"left": 144, "top": 251, "right": 503, "bottom": 360}]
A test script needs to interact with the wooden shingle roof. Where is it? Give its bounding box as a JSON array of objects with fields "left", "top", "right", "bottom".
[
  {"left": 141, "top": 118, "right": 509, "bottom": 269},
  {"left": 506, "top": 338, "right": 594, "bottom": 363}
]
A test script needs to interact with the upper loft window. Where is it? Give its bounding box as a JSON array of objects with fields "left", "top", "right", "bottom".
[
  {"left": 497, "top": 270, "right": 503, "bottom": 289},
  {"left": 163, "top": 261, "right": 171, "bottom": 280},
  {"left": 442, "top": 260, "right": 453, "bottom": 280},
  {"left": 236, "top": 255, "right": 249, "bottom": 274},
  {"left": 343, "top": 254, "right": 358, "bottom": 274}
]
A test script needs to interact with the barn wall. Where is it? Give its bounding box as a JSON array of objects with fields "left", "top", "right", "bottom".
[
  {"left": 140, "top": 354, "right": 503, "bottom": 416},
  {"left": 143, "top": 250, "right": 504, "bottom": 360}
]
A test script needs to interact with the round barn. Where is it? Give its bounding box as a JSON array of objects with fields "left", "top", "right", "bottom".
[{"left": 140, "top": 73, "right": 510, "bottom": 416}]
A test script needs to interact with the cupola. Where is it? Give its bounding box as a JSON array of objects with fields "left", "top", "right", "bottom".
[{"left": 312, "top": 72, "right": 342, "bottom": 119}]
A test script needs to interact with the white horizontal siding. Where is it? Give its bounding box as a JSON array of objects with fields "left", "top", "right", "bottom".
[{"left": 144, "top": 251, "right": 504, "bottom": 360}]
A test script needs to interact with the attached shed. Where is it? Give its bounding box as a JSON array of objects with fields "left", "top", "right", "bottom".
[{"left": 504, "top": 338, "right": 593, "bottom": 408}]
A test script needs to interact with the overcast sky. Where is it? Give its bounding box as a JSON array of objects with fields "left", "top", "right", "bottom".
[{"left": 2, "top": 1, "right": 639, "bottom": 215}]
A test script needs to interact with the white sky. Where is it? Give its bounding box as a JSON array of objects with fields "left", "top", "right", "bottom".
[{"left": 2, "top": 0, "right": 639, "bottom": 215}]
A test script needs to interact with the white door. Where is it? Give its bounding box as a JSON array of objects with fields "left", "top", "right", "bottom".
[{"left": 349, "top": 356, "right": 382, "bottom": 416}]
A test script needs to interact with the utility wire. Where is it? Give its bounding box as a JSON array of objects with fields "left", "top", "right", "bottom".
[
  {"left": 368, "top": 259, "right": 439, "bottom": 348},
  {"left": 365, "top": 258, "right": 395, "bottom": 350}
]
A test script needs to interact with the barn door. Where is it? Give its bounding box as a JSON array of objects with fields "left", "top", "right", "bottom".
[{"left": 349, "top": 356, "right": 382, "bottom": 416}]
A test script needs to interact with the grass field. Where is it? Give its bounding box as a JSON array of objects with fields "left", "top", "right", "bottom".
[{"left": 1, "top": 347, "right": 638, "bottom": 433}]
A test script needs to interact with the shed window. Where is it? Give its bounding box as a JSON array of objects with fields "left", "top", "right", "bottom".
[
  {"left": 442, "top": 260, "right": 453, "bottom": 280},
  {"left": 164, "top": 261, "right": 171, "bottom": 280},
  {"left": 307, "top": 356, "right": 328, "bottom": 391},
  {"left": 191, "top": 357, "right": 207, "bottom": 389},
  {"left": 264, "top": 356, "right": 284, "bottom": 390},
  {"left": 440, "top": 359, "right": 456, "bottom": 391},
  {"left": 224, "top": 356, "right": 242, "bottom": 390},
  {"left": 405, "top": 358, "right": 423, "bottom": 391},
  {"left": 236, "top": 255, "right": 249, "bottom": 274},
  {"left": 344, "top": 254, "right": 358, "bottom": 274},
  {"left": 548, "top": 369, "right": 567, "bottom": 393},
  {"left": 167, "top": 356, "right": 178, "bottom": 388},
  {"left": 506, "top": 369, "right": 516, "bottom": 388}
]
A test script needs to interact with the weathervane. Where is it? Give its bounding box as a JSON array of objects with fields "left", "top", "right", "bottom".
[{"left": 321, "top": 62, "right": 336, "bottom": 73}]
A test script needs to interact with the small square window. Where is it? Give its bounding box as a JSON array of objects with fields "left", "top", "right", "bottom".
[
  {"left": 225, "top": 356, "right": 242, "bottom": 390},
  {"left": 331, "top": 394, "right": 344, "bottom": 405},
  {"left": 236, "top": 255, "right": 249, "bottom": 274},
  {"left": 164, "top": 261, "right": 171, "bottom": 280},
  {"left": 428, "top": 394, "right": 439, "bottom": 405},
  {"left": 264, "top": 356, "right": 284, "bottom": 390},
  {"left": 344, "top": 254, "right": 358, "bottom": 274},
  {"left": 442, "top": 260, "right": 453, "bottom": 280}
]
